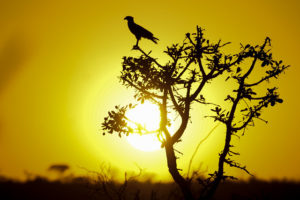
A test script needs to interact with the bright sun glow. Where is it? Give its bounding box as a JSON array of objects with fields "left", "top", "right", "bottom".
[{"left": 126, "top": 102, "right": 162, "bottom": 152}]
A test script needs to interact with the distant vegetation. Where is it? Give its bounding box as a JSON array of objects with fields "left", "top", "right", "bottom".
[{"left": 1, "top": 174, "right": 299, "bottom": 200}]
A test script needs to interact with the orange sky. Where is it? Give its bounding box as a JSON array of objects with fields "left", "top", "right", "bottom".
[{"left": 0, "top": 0, "right": 299, "bottom": 181}]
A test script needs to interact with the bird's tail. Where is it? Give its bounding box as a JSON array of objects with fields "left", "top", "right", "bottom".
[{"left": 151, "top": 37, "right": 159, "bottom": 44}]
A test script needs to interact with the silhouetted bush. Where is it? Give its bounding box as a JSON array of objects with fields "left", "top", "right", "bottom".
[{"left": 0, "top": 175, "right": 299, "bottom": 200}]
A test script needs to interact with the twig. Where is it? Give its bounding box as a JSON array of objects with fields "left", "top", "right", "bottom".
[{"left": 187, "top": 122, "right": 221, "bottom": 179}]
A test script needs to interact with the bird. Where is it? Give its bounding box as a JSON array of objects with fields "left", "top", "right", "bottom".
[{"left": 124, "top": 16, "right": 159, "bottom": 47}]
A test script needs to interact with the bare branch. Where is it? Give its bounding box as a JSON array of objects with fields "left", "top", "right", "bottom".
[{"left": 187, "top": 123, "right": 220, "bottom": 179}]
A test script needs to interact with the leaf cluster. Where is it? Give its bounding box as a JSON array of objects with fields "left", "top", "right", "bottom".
[{"left": 102, "top": 104, "right": 135, "bottom": 137}]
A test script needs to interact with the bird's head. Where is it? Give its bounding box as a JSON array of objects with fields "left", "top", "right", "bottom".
[{"left": 124, "top": 16, "right": 134, "bottom": 22}]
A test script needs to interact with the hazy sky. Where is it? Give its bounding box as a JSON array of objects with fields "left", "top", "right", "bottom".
[{"left": 0, "top": 0, "right": 299, "bottom": 181}]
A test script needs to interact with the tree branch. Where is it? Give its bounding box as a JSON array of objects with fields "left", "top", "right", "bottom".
[
  {"left": 244, "top": 65, "right": 289, "bottom": 87},
  {"left": 134, "top": 46, "right": 164, "bottom": 69},
  {"left": 123, "top": 78, "right": 163, "bottom": 100},
  {"left": 243, "top": 37, "right": 270, "bottom": 79},
  {"left": 168, "top": 86, "right": 184, "bottom": 117}
]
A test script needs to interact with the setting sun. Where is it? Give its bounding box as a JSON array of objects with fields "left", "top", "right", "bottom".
[
  {"left": 127, "top": 133, "right": 161, "bottom": 152},
  {"left": 125, "top": 102, "right": 162, "bottom": 151}
]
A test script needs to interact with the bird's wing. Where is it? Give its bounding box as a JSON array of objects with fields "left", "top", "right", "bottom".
[{"left": 133, "top": 23, "right": 155, "bottom": 39}]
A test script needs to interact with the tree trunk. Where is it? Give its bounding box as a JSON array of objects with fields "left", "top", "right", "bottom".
[
  {"left": 165, "top": 142, "right": 194, "bottom": 200},
  {"left": 200, "top": 127, "right": 232, "bottom": 200}
]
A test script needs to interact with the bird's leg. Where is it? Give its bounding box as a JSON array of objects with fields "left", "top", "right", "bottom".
[{"left": 133, "top": 39, "right": 140, "bottom": 49}]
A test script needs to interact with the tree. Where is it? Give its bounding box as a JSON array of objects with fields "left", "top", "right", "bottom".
[{"left": 101, "top": 26, "right": 289, "bottom": 200}]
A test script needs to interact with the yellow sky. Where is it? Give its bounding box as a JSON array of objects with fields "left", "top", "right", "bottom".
[{"left": 0, "top": 0, "right": 299, "bottom": 181}]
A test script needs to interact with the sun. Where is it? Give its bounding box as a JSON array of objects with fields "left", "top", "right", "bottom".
[{"left": 125, "top": 101, "right": 162, "bottom": 152}]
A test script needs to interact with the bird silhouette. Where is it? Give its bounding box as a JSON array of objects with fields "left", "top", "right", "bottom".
[{"left": 124, "top": 16, "right": 159, "bottom": 47}]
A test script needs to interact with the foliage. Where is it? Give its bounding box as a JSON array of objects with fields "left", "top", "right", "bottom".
[
  {"left": 101, "top": 26, "right": 289, "bottom": 199},
  {"left": 2, "top": 174, "right": 300, "bottom": 200}
]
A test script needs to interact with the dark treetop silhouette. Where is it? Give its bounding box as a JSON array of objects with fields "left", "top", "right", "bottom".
[
  {"left": 102, "top": 25, "right": 288, "bottom": 200},
  {"left": 124, "top": 16, "right": 159, "bottom": 46}
]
